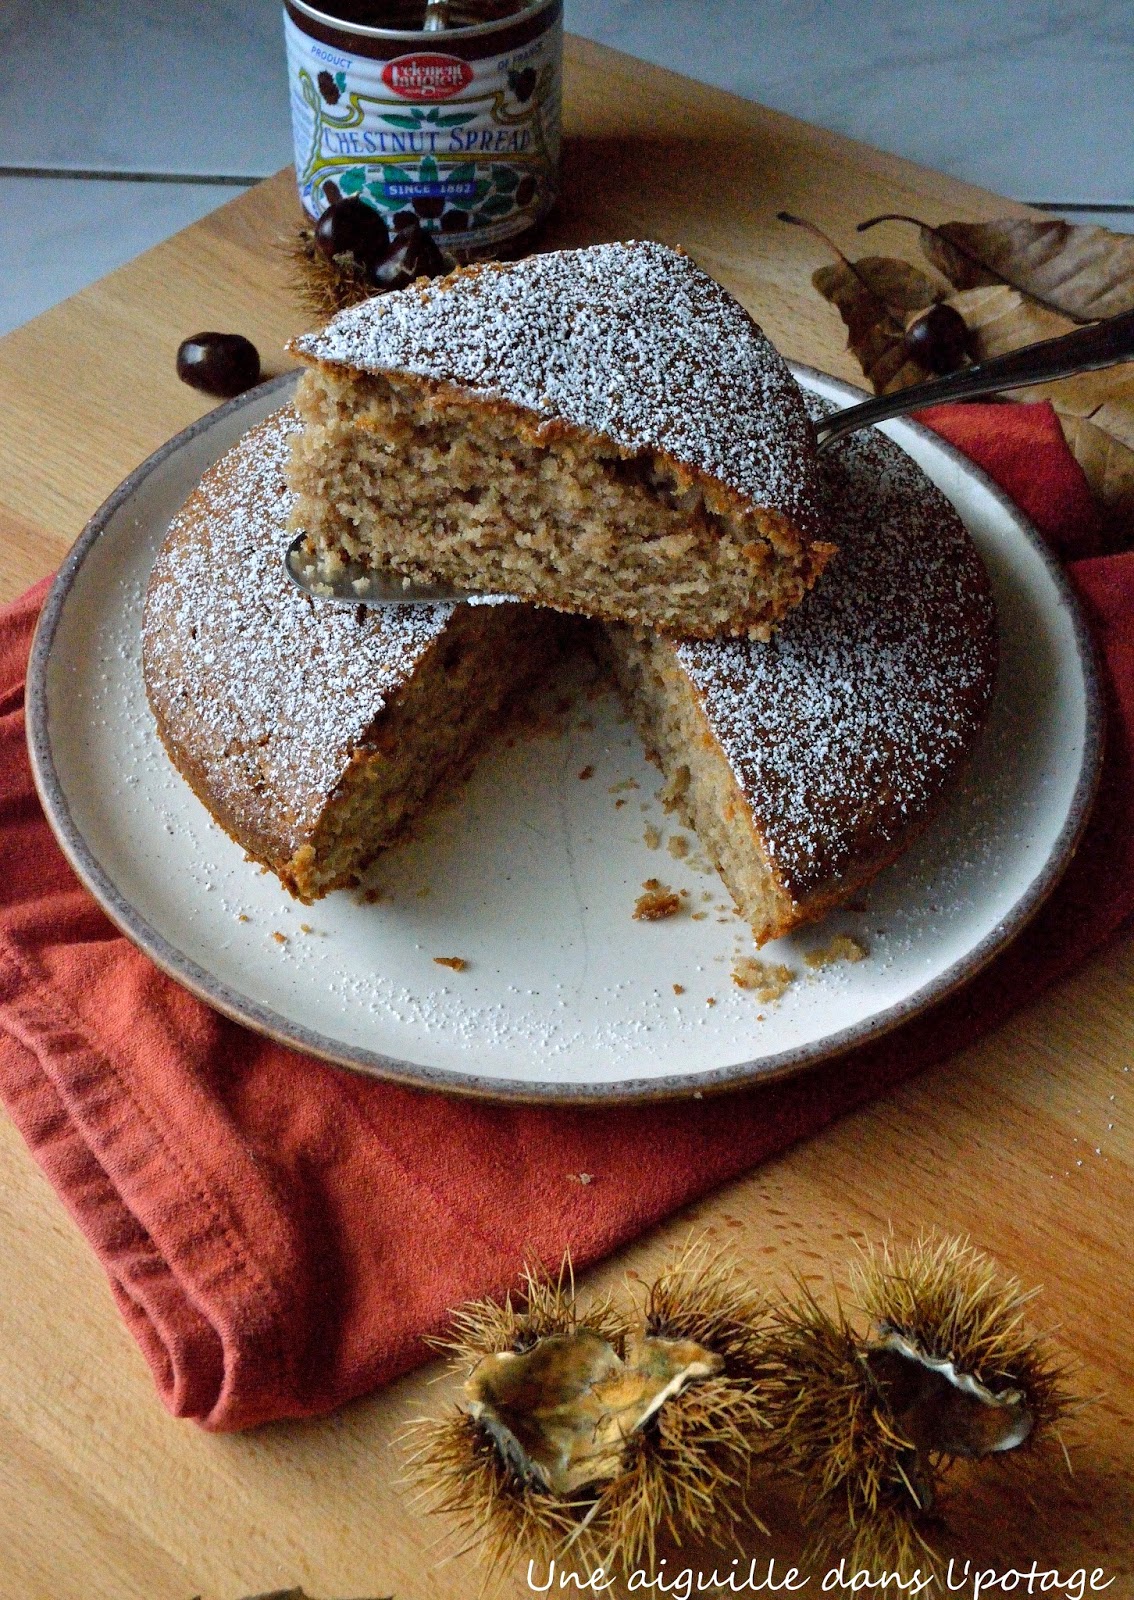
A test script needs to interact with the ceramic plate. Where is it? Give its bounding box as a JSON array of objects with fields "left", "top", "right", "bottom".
[{"left": 26, "top": 367, "right": 1103, "bottom": 1102}]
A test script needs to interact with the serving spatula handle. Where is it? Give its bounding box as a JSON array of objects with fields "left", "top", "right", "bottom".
[{"left": 814, "top": 307, "right": 1134, "bottom": 450}]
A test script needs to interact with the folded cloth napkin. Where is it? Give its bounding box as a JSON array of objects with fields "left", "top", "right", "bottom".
[{"left": 0, "top": 401, "right": 1131, "bottom": 1431}]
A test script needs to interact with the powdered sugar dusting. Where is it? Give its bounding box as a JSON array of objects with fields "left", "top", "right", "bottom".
[
  {"left": 292, "top": 240, "right": 823, "bottom": 537},
  {"left": 675, "top": 401, "right": 998, "bottom": 900},
  {"left": 143, "top": 406, "right": 458, "bottom": 855}
]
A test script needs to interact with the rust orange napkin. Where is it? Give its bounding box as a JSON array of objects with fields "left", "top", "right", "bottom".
[{"left": 0, "top": 401, "right": 1131, "bottom": 1431}]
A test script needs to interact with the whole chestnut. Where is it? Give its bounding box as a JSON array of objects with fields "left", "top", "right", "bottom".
[
  {"left": 176, "top": 332, "right": 261, "bottom": 398},
  {"left": 904, "top": 304, "right": 972, "bottom": 376},
  {"left": 314, "top": 197, "right": 389, "bottom": 269},
  {"left": 369, "top": 222, "right": 447, "bottom": 292}
]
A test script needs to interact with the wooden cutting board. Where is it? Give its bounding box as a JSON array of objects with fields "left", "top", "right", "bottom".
[{"left": 0, "top": 36, "right": 1130, "bottom": 1600}]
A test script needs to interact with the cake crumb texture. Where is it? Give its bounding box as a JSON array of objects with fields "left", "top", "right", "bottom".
[
  {"left": 604, "top": 397, "right": 998, "bottom": 943},
  {"left": 143, "top": 405, "right": 560, "bottom": 901},
  {"left": 634, "top": 881, "right": 682, "bottom": 920},
  {"left": 292, "top": 240, "right": 824, "bottom": 534}
]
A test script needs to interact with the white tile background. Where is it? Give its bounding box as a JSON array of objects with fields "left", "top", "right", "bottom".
[{"left": 1, "top": 0, "right": 1131, "bottom": 335}]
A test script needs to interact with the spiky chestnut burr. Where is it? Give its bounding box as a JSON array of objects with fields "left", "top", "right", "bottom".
[
  {"left": 405, "top": 1245, "right": 771, "bottom": 1579},
  {"left": 287, "top": 226, "right": 374, "bottom": 317},
  {"left": 759, "top": 1235, "right": 1074, "bottom": 1576}
]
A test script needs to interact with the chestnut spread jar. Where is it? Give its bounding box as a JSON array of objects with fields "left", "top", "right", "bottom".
[{"left": 283, "top": 0, "right": 562, "bottom": 260}]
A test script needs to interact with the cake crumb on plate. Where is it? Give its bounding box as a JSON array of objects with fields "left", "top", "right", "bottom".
[
  {"left": 805, "top": 934, "right": 868, "bottom": 968},
  {"left": 634, "top": 889, "right": 681, "bottom": 920},
  {"left": 634, "top": 880, "right": 682, "bottom": 921},
  {"left": 732, "top": 957, "right": 794, "bottom": 1002}
]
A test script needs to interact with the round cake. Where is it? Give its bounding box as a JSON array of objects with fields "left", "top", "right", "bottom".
[{"left": 143, "top": 397, "right": 997, "bottom": 941}]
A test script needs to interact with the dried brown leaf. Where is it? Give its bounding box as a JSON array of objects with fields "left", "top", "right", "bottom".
[
  {"left": 860, "top": 214, "right": 1134, "bottom": 323},
  {"left": 815, "top": 248, "right": 1134, "bottom": 525},
  {"left": 1059, "top": 413, "right": 1134, "bottom": 534},
  {"left": 801, "top": 209, "right": 1134, "bottom": 539},
  {"left": 812, "top": 256, "right": 940, "bottom": 394},
  {"left": 237, "top": 1591, "right": 392, "bottom": 1600},
  {"left": 1093, "top": 391, "right": 1134, "bottom": 452},
  {"left": 779, "top": 210, "right": 943, "bottom": 394},
  {"left": 945, "top": 284, "right": 1134, "bottom": 543},
  {"left": 951, "top": 284, "right": 1134, "bottom": 417},
  {"left": 945, "top": 282, "right": 1067, "bottom": 350},
  {"left": 923, "top": 218, "right": 1134, "bottom": 322}
]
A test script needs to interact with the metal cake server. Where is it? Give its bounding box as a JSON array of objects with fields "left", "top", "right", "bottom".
[
  {"left": 813, "top": 304, "right": 1134, "bottom": 450},
  {"left": 285, "top": 536, "right": 481, "bottom": 604},
  {"left": 286, "top": 307, "right": 1134, "bottom": 607}
]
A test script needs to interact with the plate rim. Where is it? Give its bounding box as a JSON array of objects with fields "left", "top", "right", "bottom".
[{"left": 25, "top": 365, "right": 1106, "bottom": 1105}]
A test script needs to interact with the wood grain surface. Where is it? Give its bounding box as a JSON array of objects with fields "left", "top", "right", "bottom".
[{"left": 0, "top": 36, "right": 1130, "bottom": 1600}]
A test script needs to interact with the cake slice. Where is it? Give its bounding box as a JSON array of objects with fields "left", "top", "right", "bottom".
[
  {"left": 143, "top": 406, "right": 562, "bottom": 902},
  {"left": 286, "top": 240, "right": 834, "bottom": 640},
  {"left": 604, "top": 407, "right": 998, "bottom": 944}
]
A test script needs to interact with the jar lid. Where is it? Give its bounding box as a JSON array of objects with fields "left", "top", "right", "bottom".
[{"left": 286, "top": 0, "right": 558, "bottom": 44}]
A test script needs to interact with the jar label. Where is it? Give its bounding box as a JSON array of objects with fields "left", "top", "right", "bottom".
[{"left": 283, "top": 8, "right": 561, "bottom": 253}]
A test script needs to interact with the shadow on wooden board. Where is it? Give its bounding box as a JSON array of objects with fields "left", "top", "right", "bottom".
[{"left": 550, "top": 134, "right": 790, "bottom": 253}]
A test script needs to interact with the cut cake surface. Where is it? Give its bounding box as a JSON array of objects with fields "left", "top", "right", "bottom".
[
  {"left": 287, "top": 240, "right": 834, "bottom": 639},
  {"left": 606, "top": 402, "right": 999, "bottom": 942},
  {"left": 142, "top": 406, "right": 560, "bottom": 902}
]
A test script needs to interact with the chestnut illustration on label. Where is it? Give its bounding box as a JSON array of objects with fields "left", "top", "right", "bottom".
[
  {"left": 317, "top": 69, "right": 343, "bottom": 104},
  {"left": 508, "top": 65, "right": 537, "bottom": 102}
]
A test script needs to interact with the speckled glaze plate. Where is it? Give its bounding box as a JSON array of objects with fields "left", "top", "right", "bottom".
[{"left": 26, "top": 367, "right": 1102, "bottom": 1103}]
